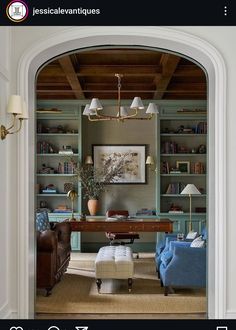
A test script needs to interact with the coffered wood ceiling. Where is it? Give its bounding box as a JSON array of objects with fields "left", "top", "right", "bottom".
[{"left": 36, "top": 49, "right": 207, "bottom": 100}]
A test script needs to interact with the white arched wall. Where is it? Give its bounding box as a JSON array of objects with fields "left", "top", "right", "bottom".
[{"left": 16, "top": 27, "right": 226, "bottom": 318}]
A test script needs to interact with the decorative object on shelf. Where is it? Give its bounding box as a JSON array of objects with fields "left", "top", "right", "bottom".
[
  {"left": 181, "top": 184, "right": 201, "bottom": 231},
  {"left": 42, "top": 184, "right": 57, "bottom": 194},
  {"left": 177, "top": 109, "right": 207, "bottom": 114},
  {"left": 161, "top": 161, "right": 170, "bottom": 174},
  {"left": 67, "top": 190, "right": 78, "bottom": 221},
  {"left": 198, "top": 144, "right": 206, "bottom": 154},
  {"left": 58, "top": 145, "right": 74, "bottom": 155},
  {"left": 82, "top": 73, "right": 159, "bottom": 122},
  {"left": 93, "top": 144, "right": 147, "bottom": 184},
  {"left": 1, "top": 95, "right": 28, "bottom": 140},
  {"left": 168, "top": 204, "right": 183, "bottom": 214},
  {"left": 146, "top": 155, "right": 157, "bottom": 172},
  {"left": 176, "top": 161, "right": 190, "bottom": 174},
  {"left": 80, "top": 213, "right": 86, "bottom": 221}
]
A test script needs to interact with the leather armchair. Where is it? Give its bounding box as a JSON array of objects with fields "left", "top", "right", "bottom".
[{"left": 37, "top": 221, "right": 71, "bottom": 296}]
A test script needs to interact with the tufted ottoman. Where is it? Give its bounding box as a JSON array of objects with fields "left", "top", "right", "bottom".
[{"left": 95, "top": 245, "right": 134, "bottom": 293}]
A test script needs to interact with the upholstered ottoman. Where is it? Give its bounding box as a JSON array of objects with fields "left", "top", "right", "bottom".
[{"left": 95, "top": 245, "right": 134, "bottom": 293}]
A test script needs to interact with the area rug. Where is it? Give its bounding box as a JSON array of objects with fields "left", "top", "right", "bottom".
[{"left": 36, "top": 254, "right": 206, "bottom": 314}]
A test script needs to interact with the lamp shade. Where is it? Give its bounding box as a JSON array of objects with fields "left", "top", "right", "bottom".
[
  {"left": 181, "top": 184, "right": 201, "bottom": 195},
  {"left": 85, "top": 155, "right": 93, "bottom": 165},
  {"left": 146, "top": 155, "right": 155, "bottom": 165},
  {"left": 18, "top": 101, "right": 28, "bottom": 119},
  {"left": 130, "top": 97, "right": 144, "bottom": 110},
  {"left": 117, "top": 106, "right": 128, "bottom": 117},
  {"left": 83, "top": 104, "right": 96, "bottom": 116},
  {"left": 146, "top": 103, "right": 159, "bottom": 114},
  {"left": 89, "top": 98, "right": 103, "bottom": 111},
  {"left": 7, "top": 95, "right": 23, "bottom": 115}
]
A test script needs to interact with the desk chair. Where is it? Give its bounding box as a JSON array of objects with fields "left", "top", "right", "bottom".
[{"left": 105, "top": 210, "right": 140, "bottom": 257}]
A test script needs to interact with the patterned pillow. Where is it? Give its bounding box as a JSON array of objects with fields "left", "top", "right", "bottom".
[
  {"left": 36, "top": 211, "right": 50, "bottom": 232},
  {"left": 190, "top": 235, "right": 205, "bottom": 248}
]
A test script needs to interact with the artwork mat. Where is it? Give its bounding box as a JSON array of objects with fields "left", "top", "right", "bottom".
[{"left": 92, "top": 144, "right": 147, "bottom": 184}]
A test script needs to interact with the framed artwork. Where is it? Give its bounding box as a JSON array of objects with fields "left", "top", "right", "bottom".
[
  {"left": 92, "top": 144, "right": 147, "bottom": 184},
  {"left": 176, "top": 161, "right": 190, "bottom": 173}
]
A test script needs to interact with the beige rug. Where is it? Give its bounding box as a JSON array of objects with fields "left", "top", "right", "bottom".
[{"left": 36, "top": 254, "right": 206, "bottom": 314}]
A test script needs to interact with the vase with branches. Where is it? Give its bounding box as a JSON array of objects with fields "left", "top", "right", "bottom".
[{"left": 75, "top": 153, "right": 131, "bottom": 215}]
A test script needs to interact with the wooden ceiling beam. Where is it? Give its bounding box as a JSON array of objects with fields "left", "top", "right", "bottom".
[
  {"left": 76, "top": 65, "right": 162, "bottom": 75},
  {"left": 153, "top": 54, "right": 181, "bottom": 99},
  {"left": 58, "top": 56, "right": 85, "bottom": 99}
]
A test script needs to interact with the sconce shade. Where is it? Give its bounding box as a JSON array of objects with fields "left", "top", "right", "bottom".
[
  {"left": 117, "top": 106, "right": 128, "bottom": 117},
  {"left": 181, "top": 184, "right": 201, "bottom": 195},
  {"left": 7, "top": 95, "right": 23, "bottom": 115},
  {"left": 89, "top": 98, "right": 103, "bottom": 111},
  {"left": 18, "top": 101, "right": 28, "bottom": 119},
  {"left": 146, "top": 103, "right": 159, "bottom": 114},
  {"left": 146, "top": 155, "right": 155, "bottom": 165},
  {"left": 85, "top": 155, "right": 93, "bottom": 165},
  {"left": 130, "top": 97, "right": 144, "bottom": 110}
]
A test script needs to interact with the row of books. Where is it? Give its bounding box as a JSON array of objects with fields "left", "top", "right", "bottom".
[
  {"left": 191, "top": 162, "right": 205, "bottom": 174},
  {"left": 58, "top": 161, "right": 77, "bottom": 174},
  {"left": 37, "top": 141, "right": 55, "bottom": 154},
  {"left": 161, "top": 161, "right": 205, "bottom": 174},
  {"left": 195, "top": 121, "right": 207, "bottom": 134},
  {"left": 161, "top": 141, "right": 179, "bottom": 154}
]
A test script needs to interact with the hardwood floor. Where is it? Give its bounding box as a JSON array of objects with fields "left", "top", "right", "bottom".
[{"left": 36, "top": 313, "right": 207, "bottom": 319}]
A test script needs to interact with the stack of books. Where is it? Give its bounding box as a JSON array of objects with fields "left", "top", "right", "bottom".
[{"left": 53, "top": 205, "right": 72, "bottom": 213}]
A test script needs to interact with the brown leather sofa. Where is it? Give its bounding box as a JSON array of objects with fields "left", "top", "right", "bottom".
[{"left": 37, "top": 221, "right": 71, "bottom": 296}]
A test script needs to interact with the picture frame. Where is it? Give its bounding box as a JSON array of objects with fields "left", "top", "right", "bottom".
[
  {"left": 176, "top": 161, "right": 190, "bottom": 173},
  {"left": 92, "top": 144, "right": 147, "bottom": 184}
]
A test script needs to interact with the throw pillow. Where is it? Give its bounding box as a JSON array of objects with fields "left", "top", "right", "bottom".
[
  {"left": 190, "top": 235, "right": 205, "bottom": 248},
  {"left": 186, "top": 231, "right": 198, "bottom": 240},
  {"left": 36, "top": 211, "right": 50, "bottom": 232}
]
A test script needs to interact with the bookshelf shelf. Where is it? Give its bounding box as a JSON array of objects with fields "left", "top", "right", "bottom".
[
  {"left": 161, "top": 153, "right": 206, "bottom": 157},
  {"left": 160, "top": 133, "right": 207, "bottom": 137},
  {"left": 161, "top": 194, "right": 207, "bottom": 197},
  {"left": 37, "top": 193, "right": 67, "bottom": 197},
  {"left": 37, "top": 133, "right": 79, "bottom": 136},
  {"left": 36, "top": 174, "right": 76, "bottom": 177},
  {"left": 161, "top": 174, "right": 206, "bottom": 177}
]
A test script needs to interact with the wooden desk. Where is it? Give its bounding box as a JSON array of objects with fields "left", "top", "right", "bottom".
[{"left": 67, "top": 218, "right": 173, "bottom": 233}]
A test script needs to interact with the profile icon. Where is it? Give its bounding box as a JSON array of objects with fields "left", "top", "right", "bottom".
[{"left": 6, "top": 1, "right": 29, "bottom": 22}]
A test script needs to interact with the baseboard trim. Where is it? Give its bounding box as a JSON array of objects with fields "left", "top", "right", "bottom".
[
  {"left": 0, "top": 303, "right": 18, "bottom": 319},
  {"left": 225, "top": 311, "right": 236, "bottom": 319}
]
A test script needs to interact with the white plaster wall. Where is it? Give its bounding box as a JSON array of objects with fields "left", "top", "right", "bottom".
[
  {"left": 1, "top": 26, "right": 236, "bottom": 317},
  {"left": 0, "top": 27, "right": 18, "bottom": 318}
]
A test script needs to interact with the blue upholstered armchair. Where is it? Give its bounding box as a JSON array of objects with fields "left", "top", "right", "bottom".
[{"left": 159, "top": 241, "right": 206, "bottom": 295}]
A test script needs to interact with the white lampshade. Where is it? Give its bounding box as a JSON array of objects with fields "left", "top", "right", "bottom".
[
  {"left": 117, "top": 106, "right": 128, "bottom": 117},
  {"left": 7, "top": 95, "right": 23, "bottom": 115},
  {"left": 130, "top": 97, "right": 144, "bottom": 110},
  {"left": 181, "top": 184, "right": 201, "bottom": 195},
  {"left": 146, "top": 103, "right": 159, "bottom": 114},
  {"left": 85, "top": 155, "right": 93, "bottom": 165},
  {"left": 83, "top": 104, "right": 96, "bottom": 116},
  {"left": 18, "top": 101, "right": 28, "bottom": 119},
  {"left": 146, "top": 155, "right": 155, "bottom": 165},
  {"left": 89, "top": 98, "right": 103, "bottom": 111}
]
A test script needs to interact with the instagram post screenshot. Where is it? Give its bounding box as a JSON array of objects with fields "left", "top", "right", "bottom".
[{"left": 0, "top": 0, "right": 236, "bottom": 329}]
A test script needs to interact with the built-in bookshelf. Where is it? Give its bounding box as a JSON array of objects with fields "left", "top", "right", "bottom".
[
  {"left": 36, "top": 100, "right": 82, "bottom": 250},
  {"left": 157, "top": 102, "right": 207, "bottom": 233}
]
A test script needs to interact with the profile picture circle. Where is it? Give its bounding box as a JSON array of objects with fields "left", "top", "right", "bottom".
[{"left": 6, "top": 1, "right": 29, "bottom": 22}]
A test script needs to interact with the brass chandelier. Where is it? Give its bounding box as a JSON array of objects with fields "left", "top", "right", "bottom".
[{"left": 83, "top": 73, "right": 159, "bottom": 121}]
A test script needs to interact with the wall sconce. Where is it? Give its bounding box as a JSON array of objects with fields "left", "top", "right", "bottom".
[
  {"left": 1, "top": 95, "right": 28, "bottom": 140},
  {"left": 146, "top": 155, "right": 157, "bottom": 172},
  {"left": 85, "top": 155, "right": 93, "bottom": 165}
]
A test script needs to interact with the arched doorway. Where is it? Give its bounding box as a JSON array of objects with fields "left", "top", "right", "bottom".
[{"left": 16, "top": 27, "right": 226, "bottom": 318}]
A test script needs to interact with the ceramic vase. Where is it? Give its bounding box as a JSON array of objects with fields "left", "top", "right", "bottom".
[{"left": 87, "top": 199, "right": 99, "bottom": 216}]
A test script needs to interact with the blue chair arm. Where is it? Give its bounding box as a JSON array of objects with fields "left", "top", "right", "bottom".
[
  {"left": 161, "top": 246, "right": 206, "bottom": 287},
  {"left": 169, "top": 241, "right": 191, "bottom": 251}
]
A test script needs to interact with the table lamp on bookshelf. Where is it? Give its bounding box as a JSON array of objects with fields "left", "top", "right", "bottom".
[
  {"left": 181, "top": 184, "right": 201, "bottom": 232},
  {"left": 67, "top": 189, "right": 78, "bottom": 221}
]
